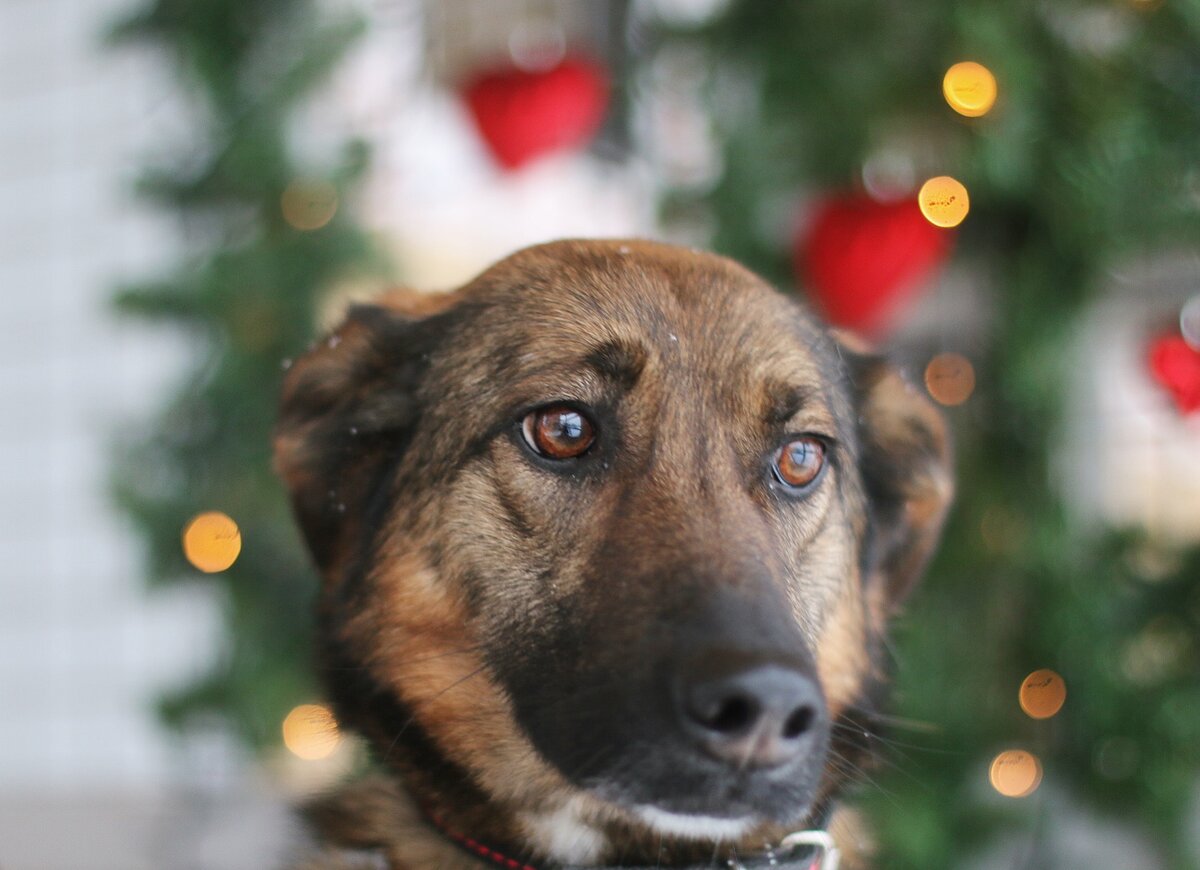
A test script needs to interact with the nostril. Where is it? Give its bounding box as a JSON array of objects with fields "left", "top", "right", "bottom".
[
  {"left": 701, "top": 694, "right": 759, "bottom": 735},
  {"left": 781, "top": 704, "right": 815, "bottom": 740},
  {"left": 677, "top": 660, "right": 827, "bottom": 767}
]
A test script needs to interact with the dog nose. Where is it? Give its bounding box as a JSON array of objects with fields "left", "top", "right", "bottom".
[{"left": 677, "top": 661, "right": 825, "bottom": 769}]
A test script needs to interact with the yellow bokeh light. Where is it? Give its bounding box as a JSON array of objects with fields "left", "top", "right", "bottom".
[
  {"left": 1019, "top": 669, "right": 1066, "bottom": 719},
  {"left": 282, "top": 703, "right": 342, "bottom": 761},
  {"left": 281, "top": 179, "right": 338, "bottom": 231},
  {"left": 989, "top": 749, "right": 1043, "bottom": 798},
  {"left": 943, "top": 62, "right": 997, "bottom": 118},
  {"left": 182, "top": 511, "right": 242, "bottom": 573},
  {"left": 924, "top": 352, "right": 976, "bottom": 406},
  {"left": 918, "top": 176, "right": 970, "bottom": 228}
]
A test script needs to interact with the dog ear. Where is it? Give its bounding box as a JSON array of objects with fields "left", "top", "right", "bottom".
[
  {"left": 273, "top": 289, "right": 463, "bottom": 579},
  {"left": 840, "top": 337, "right": 954, "bottom": 609}
]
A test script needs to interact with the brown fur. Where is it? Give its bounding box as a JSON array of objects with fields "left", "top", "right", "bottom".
[{"left": 275, "top": 240, "right": 951, "bottom": 868}]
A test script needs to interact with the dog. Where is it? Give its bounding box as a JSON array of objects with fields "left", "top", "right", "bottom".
[{"left": 274, "top": 239, "right": 952, "bottom": 869}]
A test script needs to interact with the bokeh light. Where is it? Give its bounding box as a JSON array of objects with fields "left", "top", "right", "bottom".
[
  {"left": 508, "top": 21, "right": 567, "bottom": 72},
  {"left": 1019, "top": 668, "right": 1066, "bottom": 719},
  {"left": 281, "top": 179, "right": 338, "bottom": 231},
  {"left": 918, "top": 176, "right": 970, "bottom": 228},
  {"left": 989, "top": 749, "right": 1043, "bottom": 798},
  {"left": 1180, "top": 295, "right": 1200, "bottom": 349},
  {"left": 282, "top": 703, "right": 342, "bottom": 760},
  {"left": 942, "top": 62, "right": 997, "bottom": 117},
  {"left": 182, "top": 511, "right": 242, "bottom": 573},
  {"left": 1120, "top": 617, "right": 1190, "bottom": 685},
  {"left": 924, "top": 352, "right": 976, "bottom": 406},
  {"left": 980, "top": 506, "right": 1029, "bottom": 555},
  {"left": 1094, "top": 736, "right": 1140, "bottom": 781}
]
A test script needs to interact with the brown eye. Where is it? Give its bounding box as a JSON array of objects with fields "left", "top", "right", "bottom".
[
  {"left": 522, "top": 406, "right": 596, "bottom": 460},
  {"left": 773, "top": 437, "right": 826, "bottom": 490}
]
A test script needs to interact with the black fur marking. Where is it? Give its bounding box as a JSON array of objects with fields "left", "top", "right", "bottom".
[
  {"left": 583, "top": 339, "right": 647, "bottom": 391},
  {"left": 764, "top": 381, "right": 816, "bottom": 426}
]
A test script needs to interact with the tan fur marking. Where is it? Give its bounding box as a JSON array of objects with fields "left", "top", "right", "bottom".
[
  {"left": 815, "top": 581, "right": 869, "bottom": 717},
  {"left": 361, "top": 549, "right": 568, "bottom": 805}
]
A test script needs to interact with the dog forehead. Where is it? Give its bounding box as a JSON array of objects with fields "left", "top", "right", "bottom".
[{"left": 464, "top": 239, "right": 834, "bottom": 384}]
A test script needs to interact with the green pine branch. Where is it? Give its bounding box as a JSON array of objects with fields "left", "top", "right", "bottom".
[{"left": 111, "top": 0, "right": 389, "bottom": 749}]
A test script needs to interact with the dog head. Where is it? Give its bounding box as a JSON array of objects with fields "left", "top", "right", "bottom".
[{"left": 275, "top": 239, "right": 951, "bottom": 862}]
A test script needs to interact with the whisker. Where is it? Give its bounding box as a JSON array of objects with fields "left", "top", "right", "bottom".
[
  {"left": 383, "top": 663, "right": 487, "bottom": 760},
  {"left": 323, "top": 643, "right": 485, "bottom": 672},
  {"left": 833, "top": 716, "right": 958, "bottom": 756},
  {"left": 826, "top": 749, "right": 904, "bottom": 809}
]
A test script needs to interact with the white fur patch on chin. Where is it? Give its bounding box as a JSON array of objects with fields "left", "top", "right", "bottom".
[
  {"left": 634, "top": 806, "right": 757, "bottom": 841},
  {"left": 519, "top": 796, "right": 607, "bottom": 865}
]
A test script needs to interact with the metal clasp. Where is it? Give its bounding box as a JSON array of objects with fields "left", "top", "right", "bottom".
[{"left": 779, "top": 829, "right": 840, "bottom": 870}]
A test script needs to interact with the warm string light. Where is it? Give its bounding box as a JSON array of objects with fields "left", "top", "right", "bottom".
[
  {"left": 182, "top": 511, "right": 242, "bottom": 573},
  {"left": 942, "top": 62, "right": 997, "bottom": 118},
  {"left": 941, "top": 48, "right": 1055, "bottom": 808},
  {"left": 281, "top": 179, "right": 338, "bottom": 231},
  {"left": 920, "top": 62, "right": 991, "bottom": 231},
  {"left": 985, "top": 670, "right": 1064, "bottom": 796},
  {"left": 918, "top": 176, "right": 970, "bottom": 228},
  {"left": 1019, "top": 669, "right": 1066, "bottom": 719},
  {"left": 989, "top": 749, "right": 1043, "bottom": 798},
  {"left": 282, "top": 703, "right": 342, "bottom": 760},
  {"left": 924, "top": 352, "right": 975, "bottom": 406}
]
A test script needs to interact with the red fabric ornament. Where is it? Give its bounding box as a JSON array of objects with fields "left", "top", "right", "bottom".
[
  {"left": 794, "top": 195, "right": 952, "bottom": 337},
  {"left": 1148, "top": 333, "right": 1200, "bottom": 414},
  {"left": 461, "top": 56, "right": 609, "bottom": 171}
]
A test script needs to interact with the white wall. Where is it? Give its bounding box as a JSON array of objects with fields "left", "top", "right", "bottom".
[{"left": 0, "top": 0, "right": 222, "bottom": 796}]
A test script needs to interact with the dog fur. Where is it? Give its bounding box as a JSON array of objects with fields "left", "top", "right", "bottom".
[{"left": 274, "top": 239, "right": 952, "bottom": 868}]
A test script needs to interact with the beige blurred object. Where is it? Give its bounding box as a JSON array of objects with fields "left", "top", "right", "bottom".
[
  {"left": 1057, "top": 254, "right": 1200, "bottom": 545},
  {"left": 309, "top": 0, "right": 652, "bottom": 295},
  {"left": 423, "top": 0, "right": 597, "bottom": 84}
]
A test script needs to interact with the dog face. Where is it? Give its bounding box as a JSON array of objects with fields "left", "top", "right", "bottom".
[{"left": 275, "top": 240, "right": 951, "bottom": 860}]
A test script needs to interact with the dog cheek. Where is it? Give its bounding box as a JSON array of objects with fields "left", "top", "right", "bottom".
[
  {"left": 782, "top": 502, "right": 871, "bottom": 716},
  {"left": 778, "top": 493, "right": 855, "bottom": 628},
  {"left": 360, "top": 548, "right": 573, "bottom": 808},
  {"left": 813, "top": 586, "right": 870, "bottom": 717}
]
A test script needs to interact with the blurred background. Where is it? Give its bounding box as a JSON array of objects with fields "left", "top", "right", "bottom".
[{"left": 2, "top": 0, "right": 1199, "bottom": 868}]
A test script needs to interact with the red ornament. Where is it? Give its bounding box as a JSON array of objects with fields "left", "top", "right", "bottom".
[
  {"left": 1148, "top": 333, "right": 1200, "bottom": 414},
  {"left": 461, "top": 56, "right": 609, "bottom": 171},
  {"left": 794, "top": 195, "right": 952, "bottom": 337}
]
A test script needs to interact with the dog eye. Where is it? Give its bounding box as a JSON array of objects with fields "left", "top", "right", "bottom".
[
  {"left": 773, "top": 437, "right": 826, "bottom": 491},
  {"left": 522, "top": 406, "right": 596, "bottom": 460}
]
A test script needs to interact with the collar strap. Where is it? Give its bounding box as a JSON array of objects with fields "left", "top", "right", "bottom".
[{"left": 424, "top": 808, "right": 838, "bottom": 870}]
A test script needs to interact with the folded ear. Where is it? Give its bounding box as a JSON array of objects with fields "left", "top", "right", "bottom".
[
  {"left": 843, "top": 341, "right": 954, "bottom": 609},
  {"left": 273, "top": 289, "right": 463, "bottom": 580}
]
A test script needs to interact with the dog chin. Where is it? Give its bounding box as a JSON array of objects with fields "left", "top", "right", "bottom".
[{"left": 632, "top": 806, "right": 758, "bottom": 841}]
